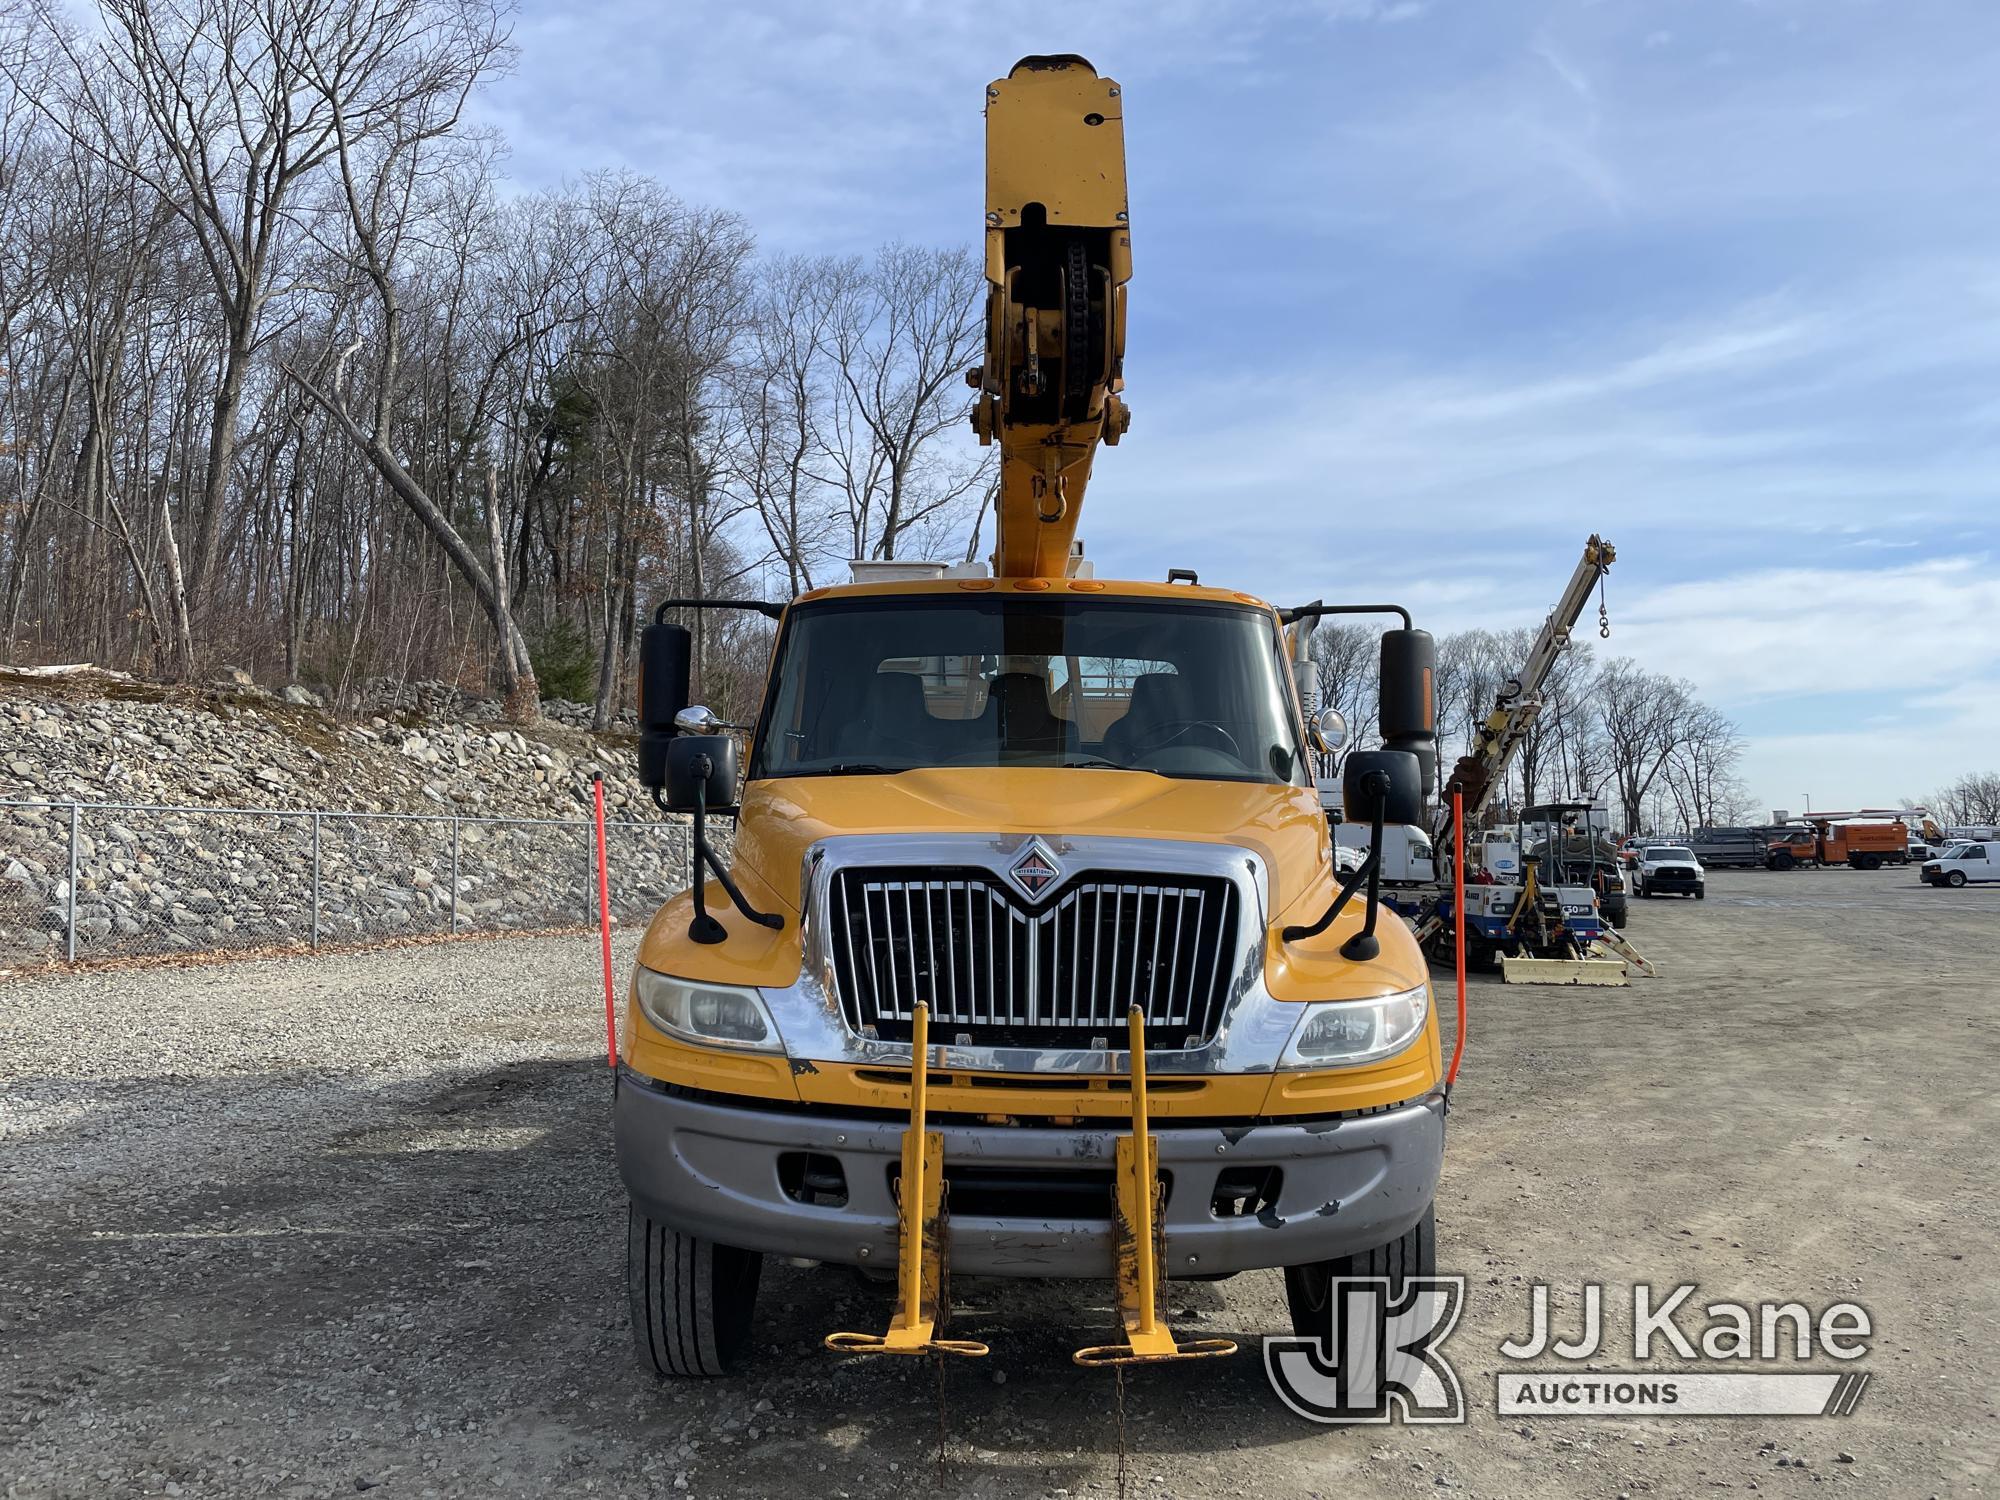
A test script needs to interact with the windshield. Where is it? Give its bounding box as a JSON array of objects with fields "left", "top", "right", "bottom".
[
  {"left": 749, "top": 596, "right": 1307, "bottom": 786},
  {"left": 1652, "top": 847, "right": 1694, "bottom": 860}
]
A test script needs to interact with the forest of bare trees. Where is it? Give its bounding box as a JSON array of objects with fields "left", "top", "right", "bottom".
[
  {"left": 0, "top": 0, "right": 990, "bottom": 725},
  {"left": 1928, "top": 772, "right": 2000, "bottom": 829},
  {"left": 5, "top": 0, "right": 1956, "bottom": 839},
  {"left": 1312, "top": 624, "right": 1754, "bottom": 835}
]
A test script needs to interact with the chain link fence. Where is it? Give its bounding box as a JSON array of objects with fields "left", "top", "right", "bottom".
[{"left": 0, "top": 798, "right": 702, "bottom": 969}]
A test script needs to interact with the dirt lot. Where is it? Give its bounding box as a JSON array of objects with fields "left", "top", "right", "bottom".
[{"left": 3, "top": 866, "right": 1995, "bottom": 1499}]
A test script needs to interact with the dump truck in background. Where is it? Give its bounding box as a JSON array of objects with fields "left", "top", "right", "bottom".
[{"left": 612, "top": 56, "right": 1447, "bottom": 1376}]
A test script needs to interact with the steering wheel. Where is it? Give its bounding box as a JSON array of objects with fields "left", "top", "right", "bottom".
[{"left": 1124, "top": 718, "right": 1240, "bottom": 760}]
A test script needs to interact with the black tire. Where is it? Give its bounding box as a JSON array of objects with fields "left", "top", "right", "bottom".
[
  {"left": 1947, "top": 870, "right": 1967, "bottom": 888},
  {"left": 628, "top": 1204, "right": 762, "bottom": 1378},
  {"left": 1285, "top": 1207, "right": 1436, "bottom": 1338},
  {"left": 1861, "top": 853, "right": 1882, "bottom": 871},
  {"left": 1695, "top": 887, "right": 1705, "bottom": 900},
  {"left": 1607, "top": 905, "right": 1628, "bottom": 929},
  {"left": 1770, "top": 851, "right": 1794, "bottom": 871}
]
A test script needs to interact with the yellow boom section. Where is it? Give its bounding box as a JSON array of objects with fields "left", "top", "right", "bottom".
[{"left": 969, "top": 55, "right": 1132, "bottom": 578}]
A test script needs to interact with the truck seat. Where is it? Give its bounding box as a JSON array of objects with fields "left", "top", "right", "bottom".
[
  {"left": 1102, "top": 672, "right": 1193, "bottom": 759},
  {"left": 835, "top": 670, "right": 939, "bottom": 758}
]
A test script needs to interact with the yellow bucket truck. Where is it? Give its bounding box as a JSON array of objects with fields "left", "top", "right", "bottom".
[{"left": 617, "top": 55, "right": 1444, "bottom": 1375}]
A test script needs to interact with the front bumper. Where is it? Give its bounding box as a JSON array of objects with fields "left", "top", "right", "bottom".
[
  {"left": 1644, "top": 871, "right": 1702, "bottom": 890},
  {"left": 615, "top": 1073, "right": 1444, "bottom": 1278}
]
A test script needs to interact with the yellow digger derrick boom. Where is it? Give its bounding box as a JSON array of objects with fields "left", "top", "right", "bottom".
[{"left": 970, "top": 55, "right": 1133, "bottom": 578}]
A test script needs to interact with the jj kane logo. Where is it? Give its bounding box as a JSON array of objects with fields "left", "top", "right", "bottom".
[
  {"left": 1007, "top": 839, "right": 1062, "bottom": 900},
  {"left": 1264, "top": 1276, "right": 1468, "bottom": 1424}
]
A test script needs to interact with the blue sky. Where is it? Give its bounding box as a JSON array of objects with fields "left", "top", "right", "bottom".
[{"left": 476, "top": 0, "right": 2000, "bottom": 813}]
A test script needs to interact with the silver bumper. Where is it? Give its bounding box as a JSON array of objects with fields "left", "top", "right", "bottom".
[{"left": 614, "top": 1076, "right": 1444, "bottom": 1278}]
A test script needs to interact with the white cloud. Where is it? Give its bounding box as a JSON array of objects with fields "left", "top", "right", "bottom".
[{"left": 1613, "top": 559, "right": 2000, "bottom": 702}]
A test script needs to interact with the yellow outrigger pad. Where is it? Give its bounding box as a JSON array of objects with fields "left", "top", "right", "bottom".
[
  {"left": 1073, "top": 1011, "right": 1237, "bottom": 1368},
  {"left": 1499, "top": 954, "right": 1629, "bottom": 986},
  {"left": 825, "top": 1005, "right": 988, "bottom": 1359}
]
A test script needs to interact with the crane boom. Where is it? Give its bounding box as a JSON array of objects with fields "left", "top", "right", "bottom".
[
  {"left": 969, "top": 56, "right": 1132, "bottom": 578},
  {"left": 1442, "top": 535, "right": 1616, "bottom": 832}
]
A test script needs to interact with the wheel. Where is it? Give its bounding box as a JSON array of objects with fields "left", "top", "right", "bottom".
[
  {"left": 1640, "top": 884, "right": 1653, "bottom": 898},
  {"left": 1860, "top": 854, "right": 1882, "bottom": 871},
  {"left": 1695, "top": 887, "right": 1705, "bottom": 900},
  {"left": 1770, "top": 851, "right": 1794, "bottom": 871},
  {"left": 628, "top": 1203, "right": 763, "bottom": 1377},
  {"left": 1607, "top": 905, "right": 1628, "bottom": 929},
  {"left": 1285, "top": 1207, "right": 1436, "bottom": 1339},
  {"left": 1947, "top": 870, "right": 1967, "bottom": 888}
]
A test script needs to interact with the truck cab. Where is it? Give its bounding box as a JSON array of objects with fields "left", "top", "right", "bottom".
[{"left": 616, "top": 576, "right": 1445, "bottom": 1373}]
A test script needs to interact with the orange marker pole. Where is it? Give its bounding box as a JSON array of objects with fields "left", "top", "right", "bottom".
[{"left": 593, "top": 772, "right": 617, "bottom": 1069}]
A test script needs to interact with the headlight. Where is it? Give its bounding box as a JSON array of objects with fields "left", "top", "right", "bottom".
[
  {"left": 1278, "top": 984, "right": 1429, "bottom": 1069},
  {"left": 633, "top": 968, "right": 783, "bottom": 1052}
]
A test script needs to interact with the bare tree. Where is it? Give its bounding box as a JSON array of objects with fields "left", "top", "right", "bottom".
[
  {"left": 1598, "top": 658, "right": 1695, "bottom": 834},
  {"left": 276, "top": 1, "right": 534, "bottom": 715},
  {"left": 819, "top": 244, "right": 985, "bottom": 561},
  {"left": 24, "top": 0, "right": 494, "bottom": 670},
  {"left": 1932, "top": 772, "right": 2000, "bottom": 828},
  {"left": 727, "top": 253, "right": 845, "bottom": 594}
]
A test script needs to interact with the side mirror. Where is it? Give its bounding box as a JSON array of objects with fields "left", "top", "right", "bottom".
[
  {"left": 1312, "top": 706, "right": 1348, "bottom": 754},
  {"left": 663, "top": 734, "right": 737, "bottom": 814},
  {"left": 1344, "top": 749, "right": 1423, "bottom": 828},
  {"left": 675, "top": 705, "right": 723, "bottom": 735},
  {"left": 637, "top": 623, "right": 692, "bottom": 789},
  {"left": 1377, "top": 628, "right": 1436, "bottom": 793}
]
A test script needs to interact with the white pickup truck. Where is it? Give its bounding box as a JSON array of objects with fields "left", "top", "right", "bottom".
[{"left": 1635, "top": 845, "right": 1706, "bottom": 900}]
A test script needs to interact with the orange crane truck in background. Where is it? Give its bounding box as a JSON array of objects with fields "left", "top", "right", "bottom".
[
  {"left": 613, "top": 55, "right": 1446, "bottom": 1375},
  {"left": 1806, "top": 818, "right": 1910, "bottom": 870}
]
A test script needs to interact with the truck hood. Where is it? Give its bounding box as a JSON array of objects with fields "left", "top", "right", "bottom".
[{"left": 730, "top": 766, "right": 1331, "bottom": 919}]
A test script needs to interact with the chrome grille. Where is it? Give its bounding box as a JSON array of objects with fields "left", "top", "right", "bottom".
[{"left": 827, "top": 866, "right": 1237, "bottom": 1047}]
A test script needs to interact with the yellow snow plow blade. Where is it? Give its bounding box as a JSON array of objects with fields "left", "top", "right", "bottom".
[{"left": 1499, "top": 954, "right": 1629, "bottom": 986}]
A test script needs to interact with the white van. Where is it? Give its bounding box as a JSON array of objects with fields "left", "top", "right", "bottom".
[{"left": 1922, "top": 841, "right": 2000, "bottom": 887}]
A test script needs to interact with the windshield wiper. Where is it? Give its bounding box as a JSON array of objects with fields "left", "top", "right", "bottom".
[{"left": 1062, "top": 757, "right": 1131, "bottom": 770}]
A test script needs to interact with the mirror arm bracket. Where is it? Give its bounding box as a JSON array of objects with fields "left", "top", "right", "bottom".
[
  {"left": 660, "top": 766, "right": 784, "bottom": 944},
  {"left": 1282, "top": 845, "right": 1378, "bottom": 943},
  {"left": 1339, "top": 797, "right": 1389, "bottom": 962},
  {"left": 652, "top": 596, "right": 785, "bottom": 624},
  {"left": 1279, "top": 600, "right": 1413, "bottom": 629}
]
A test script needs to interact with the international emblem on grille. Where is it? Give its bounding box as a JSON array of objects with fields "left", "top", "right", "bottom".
[{"left": 1007, "top": 840, "right": 1062, "bottom": 900}]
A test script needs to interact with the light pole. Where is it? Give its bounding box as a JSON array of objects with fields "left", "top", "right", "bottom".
[{"left": 1803, "top": 792, "right": 1811, "bottom": 815}]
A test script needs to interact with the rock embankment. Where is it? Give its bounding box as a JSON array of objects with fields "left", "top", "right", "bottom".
[{"left": 0, "top": 674, "right": 695, "bottom": 968}]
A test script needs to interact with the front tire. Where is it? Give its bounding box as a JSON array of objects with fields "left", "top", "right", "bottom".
[
  {"left": 628, "top": 1204, "right": 763, "bottom": 1377},
  {"left": 1695, "top": 887, "right": 1706, "bottom": 900},
  {"left": 1285, "top": 1207, "right": 1437, "bottom": 1338},
  {"left": 1947, "top": 870, "right": 1967, "bottom": 888}
]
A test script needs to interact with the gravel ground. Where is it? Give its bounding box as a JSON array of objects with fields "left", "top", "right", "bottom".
[{"left": 3, "top": 867, "right": 1995, "bottom": 1498}]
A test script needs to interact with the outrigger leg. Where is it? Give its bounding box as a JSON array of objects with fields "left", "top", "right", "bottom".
[
  {"left": 1073, "top": 1010, "right": 1237, "bottom": 1367},
  {"left": 825, "top": 1004, "right": 989, "bottom": 1359}
]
